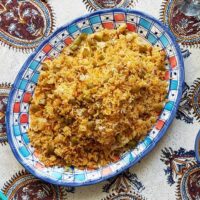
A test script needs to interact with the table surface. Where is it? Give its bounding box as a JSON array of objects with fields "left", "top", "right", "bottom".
[{"left": 0, "top": 0, "right": 200, "bottom": 199}]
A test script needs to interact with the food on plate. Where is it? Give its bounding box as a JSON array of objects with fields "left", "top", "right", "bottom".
[{"left": 28, "top": 24, "right": 168, "bottom": 169}]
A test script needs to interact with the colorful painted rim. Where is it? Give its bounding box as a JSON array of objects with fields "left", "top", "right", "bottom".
[
  {"left": 6, "top": 8, "right": 185, "bottom": 187},
  {"left": 195, "top": 130, "right": 200, "bottom": 163}
]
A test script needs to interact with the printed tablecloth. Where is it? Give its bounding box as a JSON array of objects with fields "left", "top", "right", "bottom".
[{"left": 0, "top": 0, "right": 200, "bottom": 199}]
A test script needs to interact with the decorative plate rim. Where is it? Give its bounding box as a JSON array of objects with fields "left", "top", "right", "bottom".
[{"left": 6, "top": 8, "right": 185, "bottom": 187}]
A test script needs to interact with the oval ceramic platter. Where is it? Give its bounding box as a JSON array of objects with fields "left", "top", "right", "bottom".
[{"left": 6, "top": 8, "right": 184, "bottom": 186}]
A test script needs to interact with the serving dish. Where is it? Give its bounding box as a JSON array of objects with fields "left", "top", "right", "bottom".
[{"left": 6, "top": 8, "right": 184, "bottom": 186}]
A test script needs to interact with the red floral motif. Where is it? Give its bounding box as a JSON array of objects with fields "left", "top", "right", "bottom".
[
  {"left": 160, "top": 0, "right": 200, "bottom": 47},
  {"left": 0, "top": 0, "right": 54, "bottom": 50},
  {"left": 13, "top": 181, "right": 59, "bottom": 199},
  {"left": 2, "top": 170, "right": 74, "bottom": 199},
  {"left": 185, "top": 168, "right": 200, "bottom": 199},
  {"left": 169, "top": 4, "right": 200, "bottom": 39}
]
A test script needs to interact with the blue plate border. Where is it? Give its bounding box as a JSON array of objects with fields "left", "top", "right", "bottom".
[{"left": 195, "top": 130, "right": 200, "bottom": 164}]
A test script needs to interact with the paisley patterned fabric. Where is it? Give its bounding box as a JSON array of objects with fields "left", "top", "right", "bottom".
[
  {"left": 161, "top": 148, "right": 200, "bottom": 199},
  {"left": 160, "top": 0, "right": 200, "bottom": 47},
  {"left": 0, "top": 0, "right": 54, "bottom": 51},
  {"left": 102, "top": 171, "right": 145, "bottom": 200},
  {"left": 2, "top": 170, "right": 74, "bottom": 200},
  {"left": 176, "top": 77, "right": 200, "bottom": 124},
  {"left": 0, "top": 0, "right": 200, "bottom": 199}
]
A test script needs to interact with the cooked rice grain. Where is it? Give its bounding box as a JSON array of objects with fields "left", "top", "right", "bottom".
[{"left": 28, "top": 24, "right": 168, "bottom": 169}]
